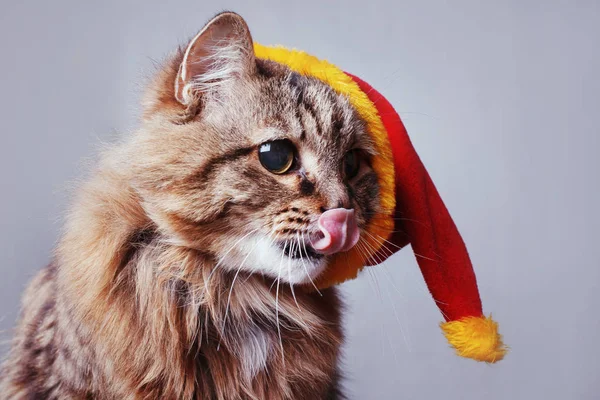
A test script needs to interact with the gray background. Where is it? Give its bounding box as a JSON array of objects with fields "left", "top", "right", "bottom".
[{"left": 1, "top": 1, "right": 599, "bottom": 399}]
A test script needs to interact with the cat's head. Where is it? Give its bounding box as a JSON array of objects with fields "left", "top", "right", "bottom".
[{"left": 126, "top": 12, "right": 384, "bottom": 286}]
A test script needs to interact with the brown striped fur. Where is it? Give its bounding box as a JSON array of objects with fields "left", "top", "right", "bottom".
[{"left": 0, "top": 12, "right": 383, "bottom": 399}]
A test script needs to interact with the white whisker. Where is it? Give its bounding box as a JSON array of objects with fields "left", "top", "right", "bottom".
[
  {"left": 380, "top": 267, "right": 411, "bottom": 353},
  {"left": 204, "top": 228, "right": 259, "bottom": 296},
  {"left": 299, "top": 231, "right": 322, "bottom": 296},
  {"left": 370, "top": 231, "right": 440, "bottom": 262},
  {"left": 218, "top": 235, "right": 264, "bottom": 349},
  {"left": 363, "top": 256, "right": 401, "bottom": 367},
  {"left": 287, "top": 239, "right": 300, "bottom": 310},
  {"left": 361, "top": 234, "right": 412, "bottom": 355},
  {"left": 275, "top": 241, "right": 286, "bottom": 364}
]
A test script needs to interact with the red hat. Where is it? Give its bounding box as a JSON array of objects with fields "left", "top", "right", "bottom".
[{"left": 255, "top": 44, "right": 507, "bottom": 363}]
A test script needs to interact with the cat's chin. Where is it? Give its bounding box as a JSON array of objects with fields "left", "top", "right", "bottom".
[
  {"left": 251, "top": 238, "right": 328, "bottom": 285},
  {"left": 218, "top": 234, "right": 328, "bottom": 286},
  {"left": 279, "top": 256, "right": 328, "bottom": 285}
]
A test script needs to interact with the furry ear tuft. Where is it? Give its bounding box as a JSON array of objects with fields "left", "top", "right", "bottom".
[{"left": 175, "top": 12, "right": 255, "bottom": 106}]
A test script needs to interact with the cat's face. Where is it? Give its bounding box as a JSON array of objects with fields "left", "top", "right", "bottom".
[{"left": 127, "top": 13, "right": 381, "bottom": 285}]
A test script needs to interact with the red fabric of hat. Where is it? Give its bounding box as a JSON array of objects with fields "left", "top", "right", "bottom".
[
  {"left": 348, "top": 73, "right": 482, "bottom": 321},
  {"left": 347, "top": 73, "right": 506, "bottom": 362}
]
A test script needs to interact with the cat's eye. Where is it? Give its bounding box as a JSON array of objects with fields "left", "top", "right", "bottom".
[
  {"left": 258, "top": 140, "right": 296, "bottom": 174},
  {"left": 344, "top": 150, "right": 360, "bottom": 179}
]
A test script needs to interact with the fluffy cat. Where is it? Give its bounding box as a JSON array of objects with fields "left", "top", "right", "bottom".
[{"left": 0, "top": 12, "right": 384, "bottom": 399}]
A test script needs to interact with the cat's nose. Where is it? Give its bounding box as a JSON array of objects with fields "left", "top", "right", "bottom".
[{"left": 312, "top": 208, "right": 360, "bottom": 255}]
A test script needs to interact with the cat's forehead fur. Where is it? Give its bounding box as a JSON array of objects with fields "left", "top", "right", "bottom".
[
  {"left": 134, "top": 49, "right": 379, "bottom": 196},
  {"left": 245, "top": 60, "right": 369, "bottom": 153},
  {"left": 144, "top": 53, "right": 372, "bottom": 161}
]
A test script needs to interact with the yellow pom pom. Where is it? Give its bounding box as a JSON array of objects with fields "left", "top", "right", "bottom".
[{"left": 440, "top": 315, "right": 507, "bottom": 363}]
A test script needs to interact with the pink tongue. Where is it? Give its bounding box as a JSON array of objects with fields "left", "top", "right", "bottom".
[{"left": 312, "top": 208, "right": 360, "bottom": 255}]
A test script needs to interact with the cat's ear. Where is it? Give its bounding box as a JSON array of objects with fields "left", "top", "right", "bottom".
[{"left": 175, "top": 12, "right": 255, "bottom": 106}]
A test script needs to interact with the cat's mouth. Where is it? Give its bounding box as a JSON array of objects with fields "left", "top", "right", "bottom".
[
  {"left": 272, "top": 208, "right": 360, "bottom": 263},
  {"left": 277, "top": 239, "right": 324, "bottom": 260}
]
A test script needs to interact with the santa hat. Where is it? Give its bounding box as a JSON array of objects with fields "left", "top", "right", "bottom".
[{"left": 255, "top": 44, "right": 507, "bottom": 363}]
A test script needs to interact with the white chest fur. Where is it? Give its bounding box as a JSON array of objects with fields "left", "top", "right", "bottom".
[{"left": 237, "top": 324, "right": 273, "bottom": 381}]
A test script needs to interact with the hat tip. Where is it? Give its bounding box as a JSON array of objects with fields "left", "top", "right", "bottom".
[{"left": 440, "top": 315, "right": 507, "bottom": 363}]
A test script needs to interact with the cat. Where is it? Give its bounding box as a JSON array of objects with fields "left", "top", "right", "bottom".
[{"left": 0, "top": 11, "right": 384, "bottom": 399}]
